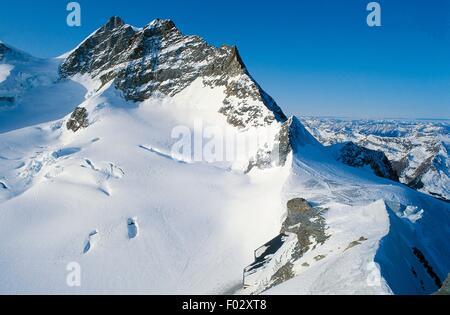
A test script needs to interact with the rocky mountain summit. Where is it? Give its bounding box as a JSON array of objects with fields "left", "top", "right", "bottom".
[
  {"left": 60, "top": 17, "right": 286, "bottom": 129},
  {"left": 57, "top": 17, "right": 409, "bottom": 183}
]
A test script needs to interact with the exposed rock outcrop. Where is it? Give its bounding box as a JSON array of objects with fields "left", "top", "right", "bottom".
[
  {"left": 243, "top": 198, "right": 329, "bottom": 293},
  {"left": 336, "top": 142, "right": 399, "bottom": 181},
  {"left": 66, "top": 107, "right": 89, "bottom": 132},
  {"left": 281, "top": 198, "right": 329, "bottom": 260},
  {"left": 0, "top": 43, "right": 11, "bottom": 61}
]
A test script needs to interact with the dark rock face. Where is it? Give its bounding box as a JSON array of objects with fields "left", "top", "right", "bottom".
[
  {"left": 282, "top": 198, "right": 313, "bottom": 230},
  {"left": 337, "top": 142, "right": 399, "bottom": 181},
  {"left": 60, "top": 17, "right": 286, "bottom": 129},
  {"left": 0, "top": 96, "right": 15, "bottom": 110},
  {"left": 66, "top": 107, "right": 89, "bottom": 132},
  {"left": 270, "top": 262, "right": 295, "bottom": 287},
  {"left": 245, "top": 146, "right": 274, "bottom": 173},
  {"left": 413, "top": 247, "right": 443, "bottom": 289},
  {"left": 0, "top": 43, "right": 11, "bottom": 61},
  {"left": 273, "top": 118, "right": 295, "bottom": 167},
  {"left": 243, "top": 198, "right": 329, "bottom": 293},
  {"left": 281, "top": 198, "right": 329, "bottom": 260},
  {"left": 245, "top": 117, "right": 295, "bottom": 172},
  {"left": 393, "top": 145, "right": 440, "bottom": 190}
]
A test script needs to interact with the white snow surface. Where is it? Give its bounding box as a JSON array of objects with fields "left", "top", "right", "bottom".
[{"left": 0, "top": 63, "right": 291, "bottom": 294}]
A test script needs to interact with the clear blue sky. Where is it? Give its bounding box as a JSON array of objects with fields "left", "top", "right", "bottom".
[{"left": 1, "top": 0, "right": 449, "bottom": 119}]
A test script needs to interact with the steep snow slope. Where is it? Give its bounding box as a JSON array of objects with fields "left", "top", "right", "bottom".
[
  {"left": 0, "top": 43, "right": 85, "bottom": 133},
  {"left": 0, "top": 18, "right": 449, "bottom": 295}
]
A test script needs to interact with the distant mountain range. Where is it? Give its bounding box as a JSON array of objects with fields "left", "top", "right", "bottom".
[{"left": 302, "top": 118, "right": 450, "bottom": 202}]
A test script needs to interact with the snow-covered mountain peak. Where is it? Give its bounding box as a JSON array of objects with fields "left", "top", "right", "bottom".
[
  {"left": 102, "top": 15, "right": 126, "bottom": 30},
  {"left": 60, "top": 17, "right": 287, "bottom": 129},
  {"left": 145, "top": 18, "right": 178, "bottom": 32}
]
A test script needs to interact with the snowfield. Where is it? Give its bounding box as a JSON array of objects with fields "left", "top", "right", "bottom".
[
  {"left": 0, "top": 19, "right": 449, "bottom": 295},
  {"left": 0, "top": 69, "right": 290, "bottom": 294}
]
